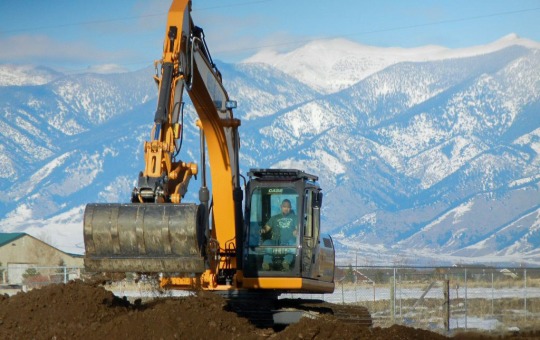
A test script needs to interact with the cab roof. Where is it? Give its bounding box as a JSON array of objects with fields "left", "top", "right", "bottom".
[{"left": 248, "top": 168, "right": 318, "bottom": 182}]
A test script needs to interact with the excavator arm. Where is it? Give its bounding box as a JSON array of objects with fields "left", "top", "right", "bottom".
[
  {"left": 84, "top": 0, "right": 243, "bottom": 281},
  {"left": 136, "top": 0, "right": 240, "bottom": 206}
]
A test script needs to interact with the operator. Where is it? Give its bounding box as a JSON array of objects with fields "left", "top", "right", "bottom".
[{"left": 260, "top": 199, "right": 298, "bottom": 270}]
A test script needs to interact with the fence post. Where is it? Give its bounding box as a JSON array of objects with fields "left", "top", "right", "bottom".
[
  {"left": 464, "top": 268, "right": 468, "bottom": 330},
  {"left": 63, "top": 266, "right": 68, "bottom": 283},
  {"left": 373, "top": 281, "right": 375, "bottom": 304},
  {"left": 390, "top": 270, "right": 395, "bottom": 321},
  {"left": 399, "top": 272, "right": 402, "bottom": 320},
  {"left": 354, "top": 279, "right": 357, "bottom": 303},
  {"left": 524, "top": 268, "right": 527, "bottom": 320},
  {"left": 491, "top": 271, "right": 494, "bottom": 317},
  {"left": 355, "top": 254, "right": 358, "bottom": 303},
  {"left": 341, "top": 281, "right": 345, "bottom": 304},
  {"left": 444, "top": 279, "right": 450, "bottom": 333}
]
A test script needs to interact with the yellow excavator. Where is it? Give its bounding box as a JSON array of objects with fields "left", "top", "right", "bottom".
[{"left": 83, "top": 0, "right": 371, "bottom": 327}]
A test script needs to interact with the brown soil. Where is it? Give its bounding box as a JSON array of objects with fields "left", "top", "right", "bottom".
[{"left": 0, "top": 281, "right": 538, "bottom": 339}]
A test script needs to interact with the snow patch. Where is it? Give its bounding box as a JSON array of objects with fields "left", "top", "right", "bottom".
[
  {"left": 242, "top": 35, "right": 539, "bottom": 94},
  {"left": 22, "top": 206, "right": 85, "bottom": 254}
]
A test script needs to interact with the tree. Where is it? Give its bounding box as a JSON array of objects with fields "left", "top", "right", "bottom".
[
  {"left": 55, "top": 259, "right": 67, "bottom": 283},
  {"left": 344, "top": 264, "right": 355, "bottom": 283},
  {"left": 22, "top": 267, "right": 49, "bottom": 287},
  {"left": 22, "top": 267, "right": 40, "bottom": 280}
]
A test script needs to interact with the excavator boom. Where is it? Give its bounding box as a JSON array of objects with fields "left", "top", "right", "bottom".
[{"left": 84, "top": 0, "right": 241, "bottom": 276}]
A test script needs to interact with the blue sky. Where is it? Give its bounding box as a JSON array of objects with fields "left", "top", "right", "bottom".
[{"left": 0, "top": 0, "right": 539, "bottom": 73}]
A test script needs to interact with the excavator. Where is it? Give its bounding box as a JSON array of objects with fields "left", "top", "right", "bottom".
[{"left": 83, "top": 0, "right": 371, "bottom": 327}]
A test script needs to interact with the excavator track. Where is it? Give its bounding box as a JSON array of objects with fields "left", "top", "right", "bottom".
[
  {"left": 223, "top": 293, "right": 372, "bottom": 329},
  {"left": 277, "top": 298, "right": 373, "bottom": 327}
]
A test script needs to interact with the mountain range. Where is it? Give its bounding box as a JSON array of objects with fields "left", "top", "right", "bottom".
[{"left": 1, "top": 34, "right": 539, "bottom": 266}]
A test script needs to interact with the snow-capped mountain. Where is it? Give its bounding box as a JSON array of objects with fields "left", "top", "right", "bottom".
[
  {"left": 244, "top": 33, "right": 539, "bottom": 94},
  {"left": 1, "top": 34, "right": 539, "bottom": 266},
  {"left": 0, "top": 65, "right": 63, "bottom": 87}
]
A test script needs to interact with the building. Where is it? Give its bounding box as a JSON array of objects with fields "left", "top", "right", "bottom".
[
  {"left": 335, "top": 267, "right": 374, "bottom": 284},
  {"left": 0, "top": 232, "right": 83, "bottom": 285}
]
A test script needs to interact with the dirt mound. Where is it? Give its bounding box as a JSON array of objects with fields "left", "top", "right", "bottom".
[
  {"left": 279, "top": 316, "right": 448, "bottom": 339},
  {"left": 0, "top": 281, "right": 259, "bottom": 340},
  {"left": 0, "top": 281, "right": 537, "bottom": 339}
]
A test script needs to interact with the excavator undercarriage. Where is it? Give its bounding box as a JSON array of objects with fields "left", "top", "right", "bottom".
[{"left": 225, "top": 293, "right": 373, "bottom": 329}]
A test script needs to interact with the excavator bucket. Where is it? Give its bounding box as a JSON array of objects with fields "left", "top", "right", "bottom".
[{"left": 83, "top": 203, "right": 205, "bottom": 273}]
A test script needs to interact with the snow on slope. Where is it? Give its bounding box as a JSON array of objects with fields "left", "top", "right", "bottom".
[
  {"left": 243, "top": 38, "right": 444, "bottom": 93},
  {"left": 453, "top": 208, "right": 540, "bottom": 257},
  {"left": 243, "top": 34, "right": 540, "bottom": 94},
  {"left": 0, "top": 64, "right": 62, "bottom": 86},
  {"left": 15, "top": 206, "right": 85, "bottom": 255}
]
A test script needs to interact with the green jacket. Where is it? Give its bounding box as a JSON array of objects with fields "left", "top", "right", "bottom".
[{"left": 266, "top": 213, "right": 297, "bottom": 244}]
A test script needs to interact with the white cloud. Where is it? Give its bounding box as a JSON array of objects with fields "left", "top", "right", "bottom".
[
  {"left": 195, "top": 10, "right": 306, "bottom": 62},
  {"left": 86, "top": 63, "right": 129, "bottom": 74},
  {"left": 0, "top": 34, "right": 134, "bottom": 71},
  {"left": 0, "top": 35, "right": 89, "bottom": 61}
]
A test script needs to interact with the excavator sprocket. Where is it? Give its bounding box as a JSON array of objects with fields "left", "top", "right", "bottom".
[{"left": 83, "top": 203, "right": 205, "bottom": 273}]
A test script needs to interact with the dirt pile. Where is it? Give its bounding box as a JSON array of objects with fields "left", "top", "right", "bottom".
[
  {"left": 0, "top": 281, "right": 538, "bottom": 339},
  {"left": 0, "top": 281, "right": 257, "bottom": 339}
]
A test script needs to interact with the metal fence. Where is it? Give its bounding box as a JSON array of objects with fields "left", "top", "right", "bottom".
[
  {"left": 0, "top": 265, "right": 82, "bottom": 290},
  {"left": 283, "top": 266, "right": 540, "bottom": 335}
]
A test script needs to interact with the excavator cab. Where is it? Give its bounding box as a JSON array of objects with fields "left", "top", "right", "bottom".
[
  {"left": 246, "top": 184, "right": 300, "bottom": 273},
  {"left": 242, "top": 169, "right": 335, "bottom": 289}
]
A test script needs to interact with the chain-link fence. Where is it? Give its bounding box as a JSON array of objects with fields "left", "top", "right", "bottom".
[
  {"left": 0, "top": 265, "right": 82, "bottom": 290},
  {"left": 283, "top": 266, "right": 540, "bottom": 335}
]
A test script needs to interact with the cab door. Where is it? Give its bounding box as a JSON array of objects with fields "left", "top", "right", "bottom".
[
  {"left": 301, "top": 189, "right": 333, "bottom": 282},
  {"left": 301, "top": 189, "right": 318, "bottom": 278}
]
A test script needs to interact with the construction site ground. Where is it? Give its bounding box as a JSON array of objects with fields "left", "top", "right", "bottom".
[{"left": 0, "top": 280, "right": 539, "bottom": 339}]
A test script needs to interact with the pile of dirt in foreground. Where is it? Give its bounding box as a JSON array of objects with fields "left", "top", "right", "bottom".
[{"left": 0, "top": 281, "right": 538, "bottom": 339}]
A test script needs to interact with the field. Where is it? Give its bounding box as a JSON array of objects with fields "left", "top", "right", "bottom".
[{"left": 282, "top": 267, "right": 540, "bottom": 337}]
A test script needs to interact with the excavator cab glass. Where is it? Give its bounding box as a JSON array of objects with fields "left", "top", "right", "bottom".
[{"left": 245, "top": 186, "right": 300, "bottom": 275}]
